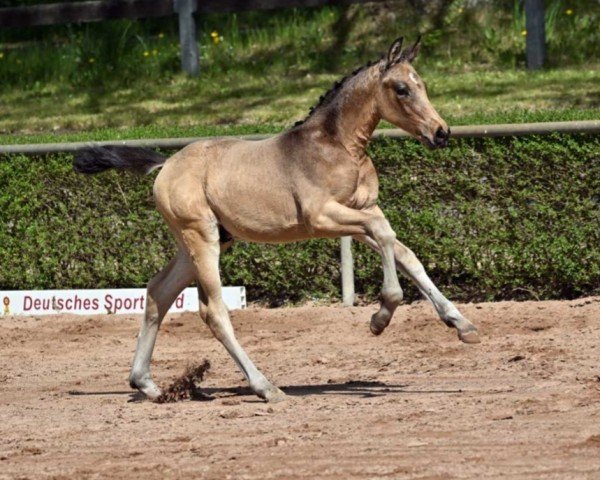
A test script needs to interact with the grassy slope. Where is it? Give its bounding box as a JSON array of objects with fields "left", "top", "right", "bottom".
[
  {"left": 0, "top": 2, "right": 598, "bottom": 142},
  {"left": 1, "top": 65, "right": 598, "bottom": 144}
]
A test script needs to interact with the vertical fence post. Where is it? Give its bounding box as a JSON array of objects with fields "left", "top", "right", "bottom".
[
  {"left": 340, "top": 236, "right": 355, "bottom": 306},
  {"left": 174, "top": 0, "right": 200, "bottom": 76},
  {"left": 524, "top": 0, "right": 546, "bottom": 70}
]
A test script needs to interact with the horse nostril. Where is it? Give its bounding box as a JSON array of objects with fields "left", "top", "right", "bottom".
[{"left": 435, "top": 127, "right": 448, "bottom": 140}]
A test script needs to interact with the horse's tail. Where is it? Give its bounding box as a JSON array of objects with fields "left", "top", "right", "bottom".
[{"left": 73, "top": 146, "right": 167, "bottom": 175}]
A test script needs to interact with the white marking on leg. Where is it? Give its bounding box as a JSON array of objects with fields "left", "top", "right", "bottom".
[
  {"left": 184, "top": 230, "right": 285, "bottom": 402},
  {"left": 129, "top": 250, "right": 194, "bottom": 398},
  {"left": 366, "top": 215, "right": 404, "bottom": 334},
  {"left": 354, "top": 235, "right": 477, "bottom": 335}
]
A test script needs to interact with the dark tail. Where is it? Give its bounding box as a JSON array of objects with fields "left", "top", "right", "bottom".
[{"left": 73, "top": 145, "right": 167, "bottom": 175}]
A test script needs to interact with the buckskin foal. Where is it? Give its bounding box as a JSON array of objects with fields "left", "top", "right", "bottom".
[{"left": 74, "top": 37, "right": 480, "bottom": 403}]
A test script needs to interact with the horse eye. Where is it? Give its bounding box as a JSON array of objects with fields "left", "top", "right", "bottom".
[{"left": 395, "top": 83, "right": 410, "bottom": 97}]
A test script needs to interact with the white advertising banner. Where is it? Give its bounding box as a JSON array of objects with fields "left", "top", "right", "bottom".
[{"left": 0, "top": 287, "right": 246, "bottom": 316}]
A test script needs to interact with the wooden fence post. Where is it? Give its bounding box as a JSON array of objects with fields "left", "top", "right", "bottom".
[
  {"left": 340, "top": 236, "right": 355, "bottom": 306},
  {"left": 524, "top": 0, "right": 546, "bottom": 70},
  {"left": 174, "top": 0, "right": 200, "bottom": 76}
]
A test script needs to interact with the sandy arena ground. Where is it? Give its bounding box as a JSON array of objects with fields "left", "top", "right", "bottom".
[{"left": 1, "top": 298, "right": 599, "bottom": 479}]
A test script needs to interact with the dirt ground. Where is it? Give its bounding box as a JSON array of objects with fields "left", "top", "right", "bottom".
[{"left": 1, "top": 298, "right": 599, "bottom": 479}]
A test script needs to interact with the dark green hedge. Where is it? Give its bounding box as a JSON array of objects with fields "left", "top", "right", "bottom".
[{"left": 1, "top": 134, "right": 598, "bottom": 304}]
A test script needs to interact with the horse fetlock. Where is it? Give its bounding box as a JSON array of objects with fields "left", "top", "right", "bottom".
[
  {"left": 440, "top": 310, "right": 458, "bottom": 328},
  {"left": 128, "top": 371, "right": 146, "bottom": 389},
  {"left": 371, "top": 289, "right": 401, "bottom": 335},
  {"left": 442, "top": 308, "right": 473, "bottom": 331},
  {"left": 382, "top": 287, "right": 403, "bottom": 307},
  {"left": 440, "top": 308, "right": 481, "bottom": 344}
]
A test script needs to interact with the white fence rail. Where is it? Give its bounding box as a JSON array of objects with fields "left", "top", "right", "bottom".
[{"left": 1, "top": 121, "right": 598, "bottom": 155}]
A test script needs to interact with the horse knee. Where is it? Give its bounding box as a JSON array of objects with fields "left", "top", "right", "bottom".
[{"left": 368, "top": 218, "right": 396, "bottom": 246}]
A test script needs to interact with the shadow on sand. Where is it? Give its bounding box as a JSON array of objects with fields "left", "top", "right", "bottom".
[
  {"left": 203, "top": 380, "right": 464, "bottom": 400},
  {"left": 68, "top": 380, "right": 463, "bottom": 402}
]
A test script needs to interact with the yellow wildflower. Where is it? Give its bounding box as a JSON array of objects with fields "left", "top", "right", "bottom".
[
  {"left": 0, "top": 52, "right": 4, "bottom": 59},
  {"left": 158, "top": 32, "right": 165, "bottom": 39},
  {"left": 565, "top": 9, "right": 573, "bottom": 15},
  {"left": 521, "top": 29, "right": 527, "bottom": 36},
  {"left": 143, "top": 51, "right": 150, "bottom": 57},
  {"left": 88, "top": 57, "right": 95, "bottom": 63},
  {"left": 211, "top": 31, "right": 221, "bottom": 45}
]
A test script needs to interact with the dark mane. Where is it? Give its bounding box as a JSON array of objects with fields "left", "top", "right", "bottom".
[{"left": 292, "top": 58, "right": 383, "bottom": 128}]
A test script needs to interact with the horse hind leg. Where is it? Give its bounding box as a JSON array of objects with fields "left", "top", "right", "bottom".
[
  {"left": 129, "top": 249, "right": 195, "bottom": 399},
  {"left": 181, "top": 227, "right": 286, "bottom": 403}
]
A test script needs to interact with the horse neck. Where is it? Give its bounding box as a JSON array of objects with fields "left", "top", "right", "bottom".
[{"left": 311, "top": 65, "right": 382, "bottom": 158}]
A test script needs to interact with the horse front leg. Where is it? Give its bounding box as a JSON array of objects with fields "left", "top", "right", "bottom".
[
  {"left": 365, "top": 216, "right": 405, "bottom": 336},
  {"left": 312, "top": 203, "right": 404, "bottom": 335},
  {"left": 354, "top": 235, "right": 480, "bottom": 343}
]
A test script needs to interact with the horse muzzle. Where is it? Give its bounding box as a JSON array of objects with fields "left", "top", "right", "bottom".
[{"left": 420, "top": 126, "right": 450, "bottom": 149}]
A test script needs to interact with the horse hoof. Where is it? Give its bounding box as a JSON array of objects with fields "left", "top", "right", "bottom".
[
  {"left": 458, "top": 327, "right": 481, "bottom": 344},
  {"left": 370, "top": 312, "right": 390, "bottom": 336},
  {"left": 370, "top": 322, "right": 384, "bottom": 336},
  {"left": 262, "top": 386, "right": 287, "bottom": 403},
  {"left": 131, "top": 379, "right": 163, "bottom": 400},
  {"left": 142, "top": 387, "right": 163, "bottom": 401}
]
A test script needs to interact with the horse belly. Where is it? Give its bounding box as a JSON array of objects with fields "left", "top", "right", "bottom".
[{"left": 207, "top": 177, "right": 306, "bottom": 243}]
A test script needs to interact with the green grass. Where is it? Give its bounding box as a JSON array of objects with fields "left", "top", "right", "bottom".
[
  {"left": 1, "top": 65, "right": 598, "bottom": 142},
  {"left": 0, "top": 124, "right": 280, "bottom": 146}
]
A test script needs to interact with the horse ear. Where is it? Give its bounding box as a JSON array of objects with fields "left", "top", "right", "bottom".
[
  {"left": 386, "top": 37, "right": 404, "bottom": 67},
  {"left": 403, "top": 36, "right": 422, "bottom": 63}
]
